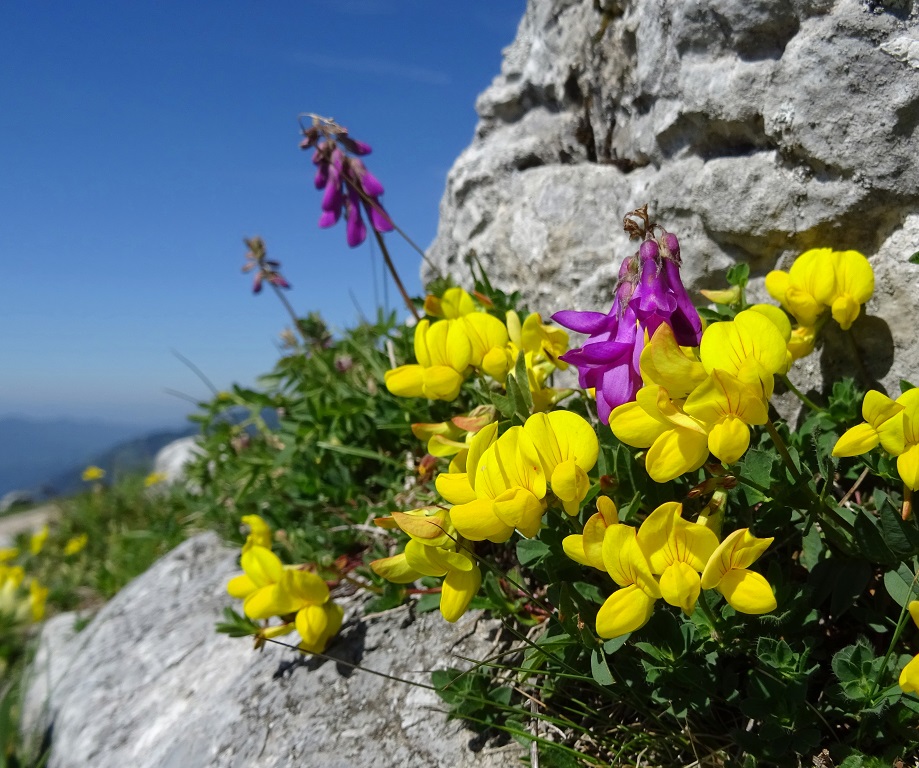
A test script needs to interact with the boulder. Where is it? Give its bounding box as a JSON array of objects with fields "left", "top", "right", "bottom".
[
  {"left": 21, "top": 533, "right": 517, "bottom": 768},
  {"left": 426, "top": 0, "right": 919, "bottom": 397},
  {"left": 152, "top": 436, "right": 204, "bottom": 486}
]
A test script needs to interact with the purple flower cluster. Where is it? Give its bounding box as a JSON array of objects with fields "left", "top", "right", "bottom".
[
  {"left": 300, "top": 117, "right": 393, "bottom": 247},
  {"left": 552, "top": 228, "right": 701, "bottom": 424}
]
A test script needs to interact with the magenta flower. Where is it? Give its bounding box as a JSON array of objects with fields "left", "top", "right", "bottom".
[
  {"left": 300, "top": 115, "right": 393, "bottom": 247},
  {"left": 552, "top": 212, "right": 701, "bottom": 424}
]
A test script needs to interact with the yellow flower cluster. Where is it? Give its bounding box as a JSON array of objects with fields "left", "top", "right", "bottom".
[
  {"left": 765, "top": 247, "right": 874, "bottom": 331},
  {"left": 0, "top": 563, "right": 48, "bottom": 624},
  {"left": 833, "top": 388, "right": 919, "bottom": 490},
  {"left": 437, "top": 411, "right": 599, "bottom": 540},
  {"left": 564, "top": 498, "right": 775, "bottom": 638},
  {"left": 226, "top": 516, "right": 343, "bottom": 653},
  {"left": 610, "top": 310, "right": 788, "bottom": 482},
  {"left": 384, "top": 287, "right": 568, "bottom": 405},
  {"left": 372, "top": 411, "right": 599, "bottom": 622}
]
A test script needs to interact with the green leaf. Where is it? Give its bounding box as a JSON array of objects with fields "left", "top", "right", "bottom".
[
  {"left": 908, "top": 252, "right": 919, "bottom": 265},
  {"left": 603, "top": 634, "right": 630, "bottom": 654},
  {"left": 883, "top": 562, "right": 918, "bottom": 608},
  {"left": 726, "top": 263, "right": 750, "bottom": 288},
  {"left": 590, "top": 648, "right": 614, "bottom": 686},
  {"left": 513, "top": 350, "right": 533, "bottom": 412},
  {"left": 879, "top": 498, "right": 919, "bottom": 557},
  {"left": 799, "top": 523, "right": 825, "bottom": 571},
  {"left": 901, "top": 379, "right": 917, "bottom": 393},
  {"left": 415, "top": 592, "right": 442, "bottom": 613},
  {"left": 516, "top": 538, "right": 551, "bottom": 567}
]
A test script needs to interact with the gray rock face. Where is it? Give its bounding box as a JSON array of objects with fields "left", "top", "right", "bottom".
[
  {"left": 427, "top": 0, "right": 919, "bottom": 396},
  {"left": 152, "top": 436, "right": 204, "bottom": 485},
  {"left": 22, "top": 533, "right": 517, "bottom": 768}
]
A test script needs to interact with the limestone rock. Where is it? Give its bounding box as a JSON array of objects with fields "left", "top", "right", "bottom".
[
  {"left": 152, "top": 436, "right": 204, "bottom": 485},
  {"left": 426, "top": 0, "right": 919, "bottom": 396},
  {"left": 22, "top": 533, "right": 517, "bottom": 768}
]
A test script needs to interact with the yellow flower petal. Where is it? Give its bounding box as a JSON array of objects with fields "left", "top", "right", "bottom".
[
  {"left": 899, "top": 654, "right": 919, "bottom": 694},
  {"left": 609, "top": 400, "right": 668, "bottom": 448},
  {"left": 492, "top": 488, "right": 545, "bottom": 538},
  {"left": 384, "top": 365, "right": 425, "bottom": 398},
  {"left": 717, "top": 568, "right": 777, "bottom": 614},
  {"left": 240, "top": 546, "right": 283, "bottom": 588},
  {"left": 645, "top": 428, "right": 710, "bottom": 483},
  {"left": 450, "top": 499, "right": 514, "bottom": 543},
  {"left": 708, "top": 416, "right": 752, "bottom": 465},
  {"left": 596, "top": 584, "right": 657, "bottom": 639},
  {"left": 227, "top": 573, "right": 257, "bottom": 599},
  {"left": 833, "top": 423, "right": 880, "bottom": 457},
  {"left": 281, "top": 568, "right": 330, "bottom": 606},
  {"left": 435, "top": 471, "right": 477, "bottom": 505},
  {"left": 897, "top": 443, "right": 919, "bottom": 491},
  {"left": 422, "top": 366, "right": 465, "bottom": 401},
  {"left": 370, "top": 553, "right": 421, "bottom": 584},
  {"left": 639, "top": 324, "right": 706, "bottom": 398},
  {"left": 864, "top": 390, "right": 904, "bottom": 429},
  {"left": 659, "top": 561, "right": 702, "bottom": 615},
  {"left": 441, "top": 564, "right": 482, "bottom": 622}
]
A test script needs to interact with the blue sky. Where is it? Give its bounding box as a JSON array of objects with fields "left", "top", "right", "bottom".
[{"left": 0, "top": 1, "right": 523, "bottom": 426}]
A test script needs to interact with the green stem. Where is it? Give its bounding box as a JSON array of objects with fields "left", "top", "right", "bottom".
[
  {"left": 697, "top": 592, "right": 722, "bottom": 641},
  {"left": 779, "top": 374, "right": 825, "bottom": 413},
  {"left": 868, "top": 570, "right": 919, "bottom": 701},
  {"left": 270, "top": 282, "right": 309, "bottom": 347},
  {"left": 372, "top": 228, "right": 421, "bottom": 321},
  {"left": 765, "top": 418, "right": 801, "bottom": 483}
]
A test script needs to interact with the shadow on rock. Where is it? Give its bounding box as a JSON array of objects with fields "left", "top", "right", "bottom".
[
  {"left": 272, "top": 619, "right": 368, "bottom": 681},
  {"left": 820, "top": 314, "right": 894, "bottom": 395}
]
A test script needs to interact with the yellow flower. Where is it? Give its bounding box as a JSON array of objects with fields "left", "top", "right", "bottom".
[
  {"left": 523, "top": 411, "right": 598, "bottom": 516},
  {"left": 639, "top": 324, "right": 706, "bottom": 398},
  {"left": 595, "top": 522, "right": 661, "bottom": 638},
  {"left": 227, "top": 545, "right": 285, "bottom": 619},
  {"left": 63, "top": 534, "right": 88, "bottom": 557},
  {"left": 144, "top": 471, "right": 168, "bottom": 487},
  {"left": 461, "top": 312, "right": 509, "bottom": 375},
  {"left": 765, "top": 247, "right": 873, "bottom": 330},
  {"left": 384, "top": 318, "right": 472, "bottom": 401},
  {"left": 699, "top": 309, "right": 788, "bottom": 400},
  {"left": 683, "top": 370, "right": 769, "bottom": 465},
  {"left": 828, "top": 250, "right": 874, "bottom": 330},
  {"left": 876, "top": 388, "right": 919, "bottom": 490},
  {"left": 81, "top": 465, "right": 106, "bottom": 482},
  {"left": 833, "top": 390, "right": 904, "bottom": 458},
  {"left": 371, "top": 508, "right": 481, "bottom": 623},
  {"left": 450, "top": 426, "right": 547, "bottom": 541},
  {"left": 765, "top": 248, "right": 836, "bottom": 327},
  {"left": 30, "top": 526, "right": 49, "bottom": 556},
  {"left": 423, "top": 286, "right": 476, "bottom": 319},
  {"left": 700, "top": 528, "right": 776, "bottom": 614},
  {"left": 637, "top": 502, "right": 720, "bottom": 615},
  {"left": 562, "top": 497, "right": 619, "bottom": 570},
  {"left": 787, "top": 324, "right": 817, "bottom": 361},
  {"left": 609, "top": 385, "right": 710, "bottom": 483}
]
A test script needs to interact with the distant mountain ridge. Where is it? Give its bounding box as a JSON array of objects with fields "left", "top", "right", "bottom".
[{"left": 0, "top": 416, "right": 196, "bottom": 498}]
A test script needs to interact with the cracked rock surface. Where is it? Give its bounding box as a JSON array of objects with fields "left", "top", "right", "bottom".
[
  {"left": 21, "top": 533, "right": 516, "bottom": 768},
  {"left": 426, "top": 0, "right": 919, "bottom": 397}
]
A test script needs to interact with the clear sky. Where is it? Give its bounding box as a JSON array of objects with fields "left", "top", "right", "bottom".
[{"left": 0, "top": 1, "right": 523, "bottom": 426}]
